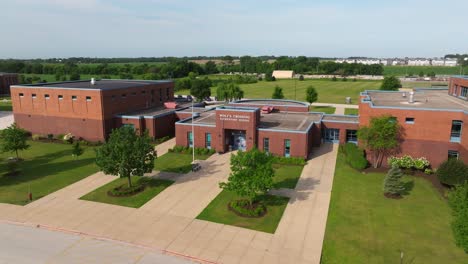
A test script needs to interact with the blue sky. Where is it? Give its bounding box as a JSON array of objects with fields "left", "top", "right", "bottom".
[{"left": 1, "top": 0, "right": 467, "bottom": 59}]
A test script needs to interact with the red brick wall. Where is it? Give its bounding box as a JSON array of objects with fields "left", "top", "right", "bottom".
[
  {"left": 258, "top": 130, "right": 308, "bottom": 159},
  {"left": 228, "top": 103, "right": 308, "bottom": 112},
  {"left": 322, "top": 122, "right": 359, "bottom": 144},
  {"left": 153, "top": 114, "right": 178, "bottom": 139},
  {"left": 359, "top": 100, "right": 468, "bottom": 167},
  {"left": 175, "top": 124, "right": 217, "bottom": 150},
  {"left": 214, "top": 109, "right": 259, "bottom": 152},
  {"left": 449, "top": 77, "right": 468, "bottom": 97}
]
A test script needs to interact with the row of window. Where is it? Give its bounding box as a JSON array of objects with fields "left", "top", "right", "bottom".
[
  {"left": 19, "top": 93, "right": 92, "bottom": 101},
  {"left": 393, "top": 117, "right": 463, "bottom": 143},
  {"left": 454, "top": 85, "right": 468, "bottom": 98}
]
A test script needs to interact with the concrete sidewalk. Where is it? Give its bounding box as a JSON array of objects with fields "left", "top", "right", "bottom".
[{"left": 0, "top": 143, "right": 339, "bottom": 264}]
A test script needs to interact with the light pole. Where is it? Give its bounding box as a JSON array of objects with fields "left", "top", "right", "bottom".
[{"left": 192, "top": 99, "right": 195, "bottom": 164}]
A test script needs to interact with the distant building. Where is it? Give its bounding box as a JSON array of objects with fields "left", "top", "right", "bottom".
[
  {"left": 0, "top": 73, "right": 19, "bottom": 95},
  {"left": 335, "top": 59, "right": 386, "bottom": 65},
  {"left": 407, "top": 59, "right": 431, "bottom": 66},
  {"left": 272, "top": 70, "right": 294, "bottom": 79},
  {"left": 445, "top": 59, "right": 458, "bottom": 67}
]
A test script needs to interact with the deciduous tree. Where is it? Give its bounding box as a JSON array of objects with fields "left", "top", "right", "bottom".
[
  {"left": 306, "top": 86, "right": 318, "bottom": 104},
  {"left": 219, "top": 148, "right": 274, "bottom": 206},
  {"left": 0, "top": 123, "right": 30, "bottom": 159},
  {"left": 380, "top": 76, "right": 402, "bottom": 91},
  {"left": 95, "top": 126, "right": 155, "bottom": 188}
]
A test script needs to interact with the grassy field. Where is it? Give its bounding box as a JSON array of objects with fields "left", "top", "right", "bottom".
[
  {"left": 0, "top": 141, "right": 98, "bottom": 205},
  {"left": 344, "top": 108, "right": 359, "bottom": 115},
  {"left": 383, "top": 66, "right": 462, "bottom": 76},
  {"left": 154, "top": 152, "right": 212, "bottom": 173},
  {"left": 178, "top": 79, "right": 381, "bottom": 104},
  {"left": 197, "top": 191, "right": 289, "bottom": 233},
  {"left": 310, "top": 106, "right": 336, "bottom": 114},
  {"left": 273, "top": 164, "right": 304, "bottom": 189},
  {"left": 80, "top": 176, "right": 173, "bottom": 208},
  {"left": 321, "top": 151, "right": 467, "bottom": 263},
  {"left": 0, "top": 101, "right": 12, "bottom": 111}
]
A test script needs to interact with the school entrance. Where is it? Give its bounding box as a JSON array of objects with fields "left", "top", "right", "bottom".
[{"left": 226, "top": 130, "right": 246, "bottom": 151}]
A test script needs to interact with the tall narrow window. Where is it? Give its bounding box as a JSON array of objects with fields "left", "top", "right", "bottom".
[
  {"left": 461, "top": 87, "right": 468, "bottom": 98},
  {"left": 346, "top": 130, "right": 357, "bottom": 143},
  {"left": 263, "top": 138, "right": 270, "bottom": 153},
  {"left": 159, "top": 89, "right": 162, "bottom": 102},
  {"left": 284, "top": 139, "right": 291, "bottom": 158},
  {"left": 450, "top": 120, "right": 463, "bottom": 142},
  {"left": 205, "top": 133, "right": 211, "bottom": 149},
  {"left": 188, "top": 132, "right": 193, "bottom": 148},
  {"left": 166, "top": 87, "right": 170, "bottom": 99}
]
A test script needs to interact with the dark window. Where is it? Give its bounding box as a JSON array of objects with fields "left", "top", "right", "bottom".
[
  {"left": 44, "top": 94, "right": 50, "bottom": 99},
  {"left": 205, "top": 133, "right": 211, "bottom": 149},
  {"left": 86, "top": 96, "right": 92, "bottom": 101},
  {"left": 346, "top": 130, "right": 357, "bottom": 143},
  {"left": 263, "top": 138, "right": 270, "bottom": 153},
  {"left": 58, "top": 95, "right": 63, "bottom": 100},
  {"left": 159, "top": 89, "right": 162, "bottom": 102},
  {"left": 72, "top": 95, "right": 77, "bottom": 100},
  {"left": 111, "top": 95, "right": 116, "bottom": 101},
  {"left": 122, "top": 94, "right": 127, "bottom": 98},
  {"left": 461, "top": 87, "right": 468, "bottom": 98},
  {"left": 188, "top": 132, "right": 193, "bottom": 147},
  {"left": 405, "top": 117, "right": 415, "bottom": 124},
  {"left": 448, "top": 150, "right": 459, "bottom": 160},
  {"left": 166, "top": 88, "right": 170, "bottom": 98},
  {"left": 142, "top": 90, "right": 146, "bottom": 94},
  {"left": 132, "top": 92, "right": 137, "bottom": 96},
  {"left": 19, "top": 93, "right": 24, "bottom": 97},
  {"left": 450, "top": 120, "right": 463, "bottom": 142},
  {"left": 32, "top": 94, "right": 37, "bottom": 99},
  {"left": 284, "top": 139, "right": 291, "bottom": 157}
]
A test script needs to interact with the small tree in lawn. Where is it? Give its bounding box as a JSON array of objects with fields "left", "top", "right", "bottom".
[
  {"left": 383, "top": 165, "right": 405, "bottom": 198},
  {"left": 380, "top": 76, "right": 402, "bottom": 91},
  {"left": 95, "top": 126, "right": 155, "bottom": 188},
  {"left": 0, "top": 123, "right": 30, "bottom": 160},
  {"left": 358, "top": 115, "right": 400, "bottom": 168},
  {"left": 306, "top": 86, "right": 318, "bottom": 104},
  {"left": 272, "top": 86, "right": 284, "bottom": 99},
  {"left": 72, "top": 142, "right": 84, "bottom": 158},
  {"left": 219, "top": 148, "right": 274, "bottom": 208}
]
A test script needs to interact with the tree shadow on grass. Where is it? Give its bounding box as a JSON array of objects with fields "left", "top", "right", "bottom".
[{"left": 0, "top": 153, "right": 96, "bottom": 187}]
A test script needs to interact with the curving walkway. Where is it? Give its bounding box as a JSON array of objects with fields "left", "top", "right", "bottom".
[{"left": 0, "top": 140, "right": 339, "bottom": 264}]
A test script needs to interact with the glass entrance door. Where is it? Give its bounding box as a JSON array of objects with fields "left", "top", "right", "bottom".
[
  {"left": 324, "top": 129, "right": 340, "bottom": 143},
  {"left": 231, "top": 131, "right": 246, "bottom": 151}
]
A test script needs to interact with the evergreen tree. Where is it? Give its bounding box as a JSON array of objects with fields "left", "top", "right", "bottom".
[
  {"left": 383, "top": 165, "right": 404, "bottom": 197},
  {"left": 72, "top": 142, "right": 84, "bottom": 158},
  {"left": 272, "top": 86, "right": 284, "bottom": 99}
]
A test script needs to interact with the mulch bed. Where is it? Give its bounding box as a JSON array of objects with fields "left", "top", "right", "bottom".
[
  {"left": 107, "top": 184, "right": 146, "bottom": 197},
  {"left": 227, "top": 201, "right": 267, "bottom": 218}
]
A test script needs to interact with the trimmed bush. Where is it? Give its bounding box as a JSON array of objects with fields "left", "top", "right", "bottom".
[
  {"left": 107, "top": 184, "right": 145, "bottom": 197},
  {"left": 169, "top": 146, "right": 215, "bottom": 156},
  {"left": 437, "top": 159, "right": 468, "bottom": 186},
  {"left": 448, "top": 182, "right": 468, "bottom": 253},
  {"left": 342, "top": 143, "right": 368, "bottom": 170},
  {"left": 388, "top": 155, "right": 430, "bottom": 171},
  {"left": 31, "top": 134, "right": 42, "bottom": 141},
  {"left": 229, "top": 199, "right": 267, "bottom": 217}
]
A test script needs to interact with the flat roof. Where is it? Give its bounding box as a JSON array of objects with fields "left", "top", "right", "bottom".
[
  {"left": 179, "top": 109, "right": 322, "bottom": 132},
  {"left": 120, "top": 102, "right": 193, "bottom": 118},
  {"left": 12, "top": 79, "right": 172, "bottom": 90},
  {"left": 362, "top": 89, "right": 468, "bottom": 111},
  {"left": 322, "top": 115, "right": 359, "bottom": 123}
]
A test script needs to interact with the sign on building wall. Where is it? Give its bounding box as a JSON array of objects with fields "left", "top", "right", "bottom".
[{"left": 218, "top": 114, "right": 250, "bottom": 122}]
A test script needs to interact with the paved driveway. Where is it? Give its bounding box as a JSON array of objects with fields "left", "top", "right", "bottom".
[
  {"left": 0, "top": 142, "right": 338, "bottom": 264},
  {"left": 0, "top": 222, "right": 191, "bottom": 264}
]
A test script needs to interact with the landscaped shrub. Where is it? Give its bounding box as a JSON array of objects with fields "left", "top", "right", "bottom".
[
  {"left": 383, "top": 165, "right": 404, "bottom": 198},
  {"left": 169, "top": 146, "right": 215, "bottom": 156},
  {"left": 271, "top": 156, "right": 306, "bottom": 166},
  {"left": 342, "top": 143, "right": 368, "bottom": 170},
  {"left": 31, "top": 134, "right": 41, "bottom": 141},
  {"left": 47, "top": 134, "right": 54, "bottom": 140},
  {"left": 388, "top": 155, "right": 430, "bottom": 171},
  {"left": 55, "top": 134, "right": 65, "bottom": 140},
  {"left": 448, "top": 182, "right": 468, "bottom": 253},
  {"left": 107, "top": 184, "right": 146, "bottom": 197},
  {"left": 228, "top": 199, "right": 267, "bottom": 217},
  {"left": 63, "top": 133, "right": 74, "bottom": 144},
  {"left": 437, "top": 159, "right": 468, "bottom": 186},
  {"left": 154, "top": 136, "right": 171, "bottom": 145}
]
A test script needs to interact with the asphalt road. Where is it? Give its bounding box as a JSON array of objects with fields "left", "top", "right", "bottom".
[{"left": 0, "top": 222, "right": 192, "bottom": 264}]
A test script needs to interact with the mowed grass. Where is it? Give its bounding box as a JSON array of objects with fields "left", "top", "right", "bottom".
[
  {"left": 310, "top": 106, "right": 336, "bottom": 114},
  {"left": 154, "top": 152, "right": 212, "bottom": 173},
  {"left": 197, "top": 190, "right": 289, "bottom": 233},
  {"left": 321, "top": 151, "right": 467, "bottom": 264},
  {"left": 273, "top": 164, "right": 304, "bottom": 189},
  {"left": 0, "top": 141, "right": 98, "bottom": 205},
  {"left": 383, "top": 65, "right": 461, "bottom": 76},
  {"left": 0, "top": 101, "right": 12, "bottom": 111},
  {"left": 178, "top": 79, "right": 381, "bottom": 104},
  {"left": 344, "top": 108, "right": 359, "bottom": 115},
  {"left": 80, "top": 176, "right": 173, "bottom": 208}
]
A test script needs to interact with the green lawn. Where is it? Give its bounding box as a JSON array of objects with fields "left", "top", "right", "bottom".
[
  {"left": 321, "top": 151, "right": 467, "bottom": 263},
  {"left": 178, "top": 79, "right": 381, "bottom": 104},
  {"left": 154, "top": 152, "right": 212, "bottom": 173},
  {"left": 80, "top": 176, "right": 173, "bottom": 208},
  {"left": 0, "top": 101, "right": 12, "bottom": 111},
  {"left": 0, "top": 141, "right": 98, "bottom": 205},
  {"left": 344, "top": 108, "right": 359, "bottom": 115},
  {"left": 197, "top": 190, "right": 289, "bottom": 233},
  {"left": 273, "top": 164, "right": 304, "bottom": 189},
  {"left": 310, "top": 106, "right": 336, "bottom": 114}
]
